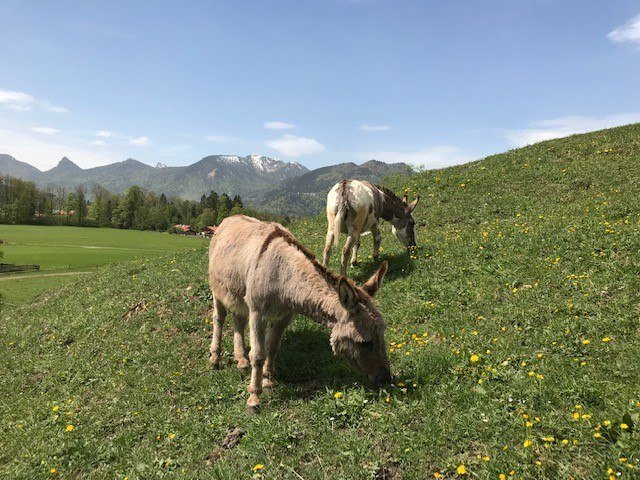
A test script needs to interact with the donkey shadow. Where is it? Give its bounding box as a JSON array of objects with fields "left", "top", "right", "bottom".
[
  {"left": 273, "top": 322, "right": 361, "bottom": 400},
  {"left": 349, "top": 249, "right": 417, "bottom": 284}
]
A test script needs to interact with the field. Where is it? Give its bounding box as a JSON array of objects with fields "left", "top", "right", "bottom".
[
  {"left": 0, "top": 225, "right": 205, "bottom": 308},
  {"left": 2, "top": 124, "right": 640, "bottom": 479}
]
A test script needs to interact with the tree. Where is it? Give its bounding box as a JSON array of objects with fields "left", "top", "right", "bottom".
[
  {"left": 216, "top": 202, "right": 229, "bottom": 224},
  {"left": 195, "top": 208, "right": 216, "bottom": 230},
  {"left": 74, "top": 185, "right": 87, "bottom": 225}
]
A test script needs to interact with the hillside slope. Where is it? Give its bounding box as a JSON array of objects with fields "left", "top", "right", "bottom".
[{"left": 2, "top": 124, "right": 640, "bottom": 479}]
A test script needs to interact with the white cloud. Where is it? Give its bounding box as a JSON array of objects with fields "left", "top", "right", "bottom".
[
  {"left": 40, "top": 101, "right": 69, "bottom": 114},
  {"left": 0, "top": 89, "right": 34, "bottom": 105},
  {"left": 5, "top": 104, "right": 32, "bottom": 112},
  {"left": 129, "top": 136, "right": 150, "bottom": 146},
  {"left": 205, "top": 135, "right": 238, "bottom": 143},
  {"left": 0, "top": 89, "right": 35, "bottom": 111},
  {"left": 358, "top": 124, "right": 392, "bottom": 132},
  {"left": 0, "top": 89, "right": 68, "bottom": 113},
  {"left": 361, "top": 146, "right": 474, "bottom": 168},
  {"left": 505, "top": 113, "right": 640, "bottom": 147},
  {"left": 265, "top": 134, "right": 325, "bottom": 157},
  {"left": 264, "top": 121, "right": 296, "bottom": 130},
  {"left": 88, "top": 140, "right": 107, "bottom": 147},
  {"left": 31, "top": 126, "right": 60, "bottom": 135},
  {"left": 0, "top": 128, "right": 118, "bottom": 170},
  {"left": 608, "top": 14, "right": 640, "bottom": 45},
  {"left": 96, "top": 130, "right": 114, "bottom": 138}
]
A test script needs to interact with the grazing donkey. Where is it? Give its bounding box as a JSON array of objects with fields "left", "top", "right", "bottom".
[
  {"left": 323, "top": 180, "right": 420, "bottom": 275},
  {"left": 208, "top": 215, "right": 392, "bottom": 411}
]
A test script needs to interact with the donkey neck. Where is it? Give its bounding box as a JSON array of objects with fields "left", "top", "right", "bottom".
[
  {"left": 281, "top": 257, "right": 346, "bottom": 328},
  {"left": 378, "top": 188, "right": 406, "bottom": 222}
]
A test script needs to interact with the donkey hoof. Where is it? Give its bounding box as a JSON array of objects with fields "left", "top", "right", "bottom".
[
  {"left": 262, "top": 377, "right": 274, "bottom": 389},
  {"left": 236, "top": 358, "right": 250, "bottom": 370},
  {"left": 210, "top": 356, "right": 221, "bottom": 369},
  {"left": 246, "top": 395, "right": 260, "bottom": 414}
]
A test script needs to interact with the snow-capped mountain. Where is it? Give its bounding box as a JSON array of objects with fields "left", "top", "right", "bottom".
[{"left": 0, "top": 153, "right": 310, "bottom": 201}]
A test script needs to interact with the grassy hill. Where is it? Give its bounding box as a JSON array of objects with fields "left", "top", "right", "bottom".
[{"left": 2, "top": 124, "right": 640, "bottom": 479}]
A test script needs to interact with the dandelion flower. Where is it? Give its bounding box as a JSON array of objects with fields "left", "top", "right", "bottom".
[
  {"left": 457, "top": 464, "right": 467, "bottom": 475},
  {"left": 523, "top": 439, "right": 533, "bottom": 448},
  {"left": 52, "top": 405, "right": 59, "bottom": 412},
  {"left": 620, "top": 423, "right": 629, "bottom": 430},
  {"left": 65, "top": 425, "right": 74, "bottom": 432},
  {"left": 334, "top": 392, "right": 343, "bottom": 399},
  {"left": 470, "top": 354, "right": 480, "bottom": 363},
  {"left": 169, "top": 433, "right": 176, "bottom": 439},
  {"left": 252, "top": 464, "right": 264, "bottom": 472}
]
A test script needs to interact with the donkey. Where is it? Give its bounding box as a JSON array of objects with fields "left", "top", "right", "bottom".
[
  {"left": 208, "top": 215, "right": 392, "bottom": 411},
  {"left": 323, "top": 180, "right": 420, "bottom": 275}
]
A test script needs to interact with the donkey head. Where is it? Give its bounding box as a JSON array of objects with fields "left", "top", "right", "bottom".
[
  {"left": 390, "top": 195, "right": 420, "bottom": 248},
  {"left": 330, "top": 261, "right": 392, "bottom": 387}
]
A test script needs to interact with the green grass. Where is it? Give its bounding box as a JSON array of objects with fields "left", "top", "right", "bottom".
[
  {"left": 2, "top": 124, "right": 640, "bottom": 479},
  {"left": 0, "top": 225, "right": 205, "bottom": 308}
]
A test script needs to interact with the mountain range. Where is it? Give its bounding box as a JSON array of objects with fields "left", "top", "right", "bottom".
[{"left": 0, "top": 153, "right": 412, "bottom": 216}]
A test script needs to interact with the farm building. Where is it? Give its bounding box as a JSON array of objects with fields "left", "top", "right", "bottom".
[
  {"left": 201, "top": 225, "right": 217, "bottom": 237},
  {"left": 174, "top": 224, "right": 196, "bottom": 235}
]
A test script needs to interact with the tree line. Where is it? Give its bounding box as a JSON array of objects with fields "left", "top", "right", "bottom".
[{"left": 0, "top": 175, "right": 289, "bottom": 231}]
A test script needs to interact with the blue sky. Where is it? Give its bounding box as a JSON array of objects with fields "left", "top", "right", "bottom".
[{"left": 1, "top": 0, "right": 639, "bottom": 171}]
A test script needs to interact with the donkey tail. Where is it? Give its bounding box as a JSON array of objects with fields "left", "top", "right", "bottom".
[{"left": 332, "top": 203, "right": 346, "bottom": 245}]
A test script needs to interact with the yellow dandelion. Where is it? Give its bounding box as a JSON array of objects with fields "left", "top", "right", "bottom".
[
  {"left": 602, "top": 337, "right": 611, "bottom": 342},
  {"left": 470, "top": 354, "right": 480, "bottom": 363},
  {"left": 252, "top": 464, "right": 264, "bottom": 472},
  {"left": 334, "top": 392, "right": 343, "bottom": 399},
  {"left": 50, "top": 468, "right": 56, "bottom": 474},
  {"left": 499, "top": 474, "right": 507, "bottom": 480},
  {"left": 169, "top": 433, "right": 176, "bottom": 439},
  {"left": 52, "top": 405, "right": 59, "bottom": 412},
  {"left": 457, "top": 464, "right": 467, "bottom": 475},
  {"left": 582, "top": 339, "right": 590, "bottom": 345},
  {"left": 523, "top": 439, "right": 533, "bottom": 448},
  {"left": 620, "top": 423, "right": 629, "bottom": 430},
  {"left": 65, "top": 424, "right": 74, "bottom": 432}
]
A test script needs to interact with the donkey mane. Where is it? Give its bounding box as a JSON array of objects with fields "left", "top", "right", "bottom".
[
  {"left": 258, "top": 225, "right": 372, "bottom": 302},
  {"left": 375, "top": 184, "right": 405, "bottom": 205}
]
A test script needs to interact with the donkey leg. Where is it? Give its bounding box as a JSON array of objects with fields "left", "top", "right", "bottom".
[
  {"left": 341, "top": 233, "right": 356, "bottom": 276},
  {"left": 233, "top": 314, "right": 250, "bottom": 369},
  {"left": 247, "top": 309, "right": 267, "bottom": 411},
  {"left": 350, "top": 232, "right": 362, "bottom": 267},
  {"left": 372, "top": 223, "right": 382, "bottom": 261},
  {"left": 322, "top": 229, "right": 335, "bottom": 267},
  {"left": 209, "top": 299, "right": 226, "bottom": 369},
  {"left": 262, "top": 313, "right": 293, "bottom": 388}
]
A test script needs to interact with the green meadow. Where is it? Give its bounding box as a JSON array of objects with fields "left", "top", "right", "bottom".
[
  {"left": 0, "top": 225, "right": 205, "bottom": 308},
  {"left": 2, "top": 124, "right": 640, "bottom": 479}
]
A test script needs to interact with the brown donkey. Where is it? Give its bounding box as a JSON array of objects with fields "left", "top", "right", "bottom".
[{"left": 208, "top": 215, "right": 391, "bottom": 411}]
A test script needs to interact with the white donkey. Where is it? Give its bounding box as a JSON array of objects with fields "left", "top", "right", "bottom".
[{"left": 323, "top": 180, "right": 419, "bottom": 275}]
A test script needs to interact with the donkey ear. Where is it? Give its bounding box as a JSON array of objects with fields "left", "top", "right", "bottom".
[
  {"left": 338, "top": 277, "right": 358, "bottom": 311},
  {"left": 362, "top": 261, "right": 388, "bottom": 296},
  {"left": 406, "top": 195, "right": 420, "bottom": 214},
  {"left": 401, "top": 194, "right": 409, "bottom": 204}
]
